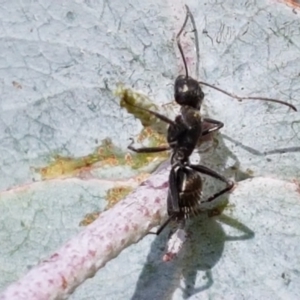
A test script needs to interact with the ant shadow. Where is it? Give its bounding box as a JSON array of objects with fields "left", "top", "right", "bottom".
[
  {"left": 196, "top": 129, "right": 253, "bottom": 183},
  {"left": 131, "top": 133, "right": 254, "bottom": 300},
  {"left": 130, "top": 117, "right": 296, "bottom": 300},
  {"left": 222, "top": 134, "right": 300, "bottom": 156},
  {"left": 179, "top": 214, "right": 254, "bottom": 298},
  {"left": 131, "top": 212, "right": 254, "bottom": 300}
]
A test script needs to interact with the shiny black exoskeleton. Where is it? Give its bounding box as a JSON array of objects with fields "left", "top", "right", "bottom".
[
  {"left": 122, "top": 6, "right": 235, "bottom": 234},
  {"left": 174, "top": 75, "right": 204, "bottom": 109},
  {"left": 123, "top": 5, "right": 296, "bottom": 234},
  {"left": 126, "top": 96, "right": 233, "bottom": 234}
]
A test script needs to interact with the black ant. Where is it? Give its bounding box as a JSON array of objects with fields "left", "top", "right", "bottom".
[{"left": 120, "top": 5, "right": 297, "bottom": 235}]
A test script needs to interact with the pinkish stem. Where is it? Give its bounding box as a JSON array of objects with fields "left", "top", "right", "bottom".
[{"left": 0, "top": 165, "right": 170, "bottom": 300}]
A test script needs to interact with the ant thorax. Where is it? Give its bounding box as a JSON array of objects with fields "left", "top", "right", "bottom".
[{"left": 167, "top": 105, "right": 203, "bottom": 162}]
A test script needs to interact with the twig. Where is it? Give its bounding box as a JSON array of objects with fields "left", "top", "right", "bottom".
[{"left": 0, "top": 164, "right": 170, "bottom": 300}]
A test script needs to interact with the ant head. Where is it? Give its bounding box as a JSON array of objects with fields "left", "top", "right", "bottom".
[
  {"left": 174, "top": 75, "right": 204, "bottom": 109},
  {"left": 174, "top": 6, "right": 205, "bottom": 110}
]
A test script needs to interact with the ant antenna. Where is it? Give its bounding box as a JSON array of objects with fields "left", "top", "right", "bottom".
[
  {"left": 176, "top": 6, "right": 297, "bottom": 111},
  {"left": 199, "top": 81, "right": 297, "bottom": 111},
  {"left": 186, "top": 5, "right": 200, "bottom": 77},
  {"left": 176, "top": 5, "right": 201, "bottom": 79},
  {"left": 176, "top": 5, "right": 190, "bottom": 78}
]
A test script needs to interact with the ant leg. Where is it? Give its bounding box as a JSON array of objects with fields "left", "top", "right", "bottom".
[
  {"left": 202, "top": 118, "right": 224, "bottom": 136},
  {"left": 190, "top": 164, "right": 233, "bottom": 187},
  {"left": 148, "top": 215, "right": 174, "bottom": 235},
  {"left": 128, "top": 145, "right": 170, "bottom": 153},
  {"left": 148, "top": 167, "right": 181, "bottom": 235},
  {"left": 199, "top": 81, "right": 297, "bottom": 111},
  {"left": 201, "top": 185, "right": 233, "bottom": 204},
  {"left": 189, "top": 164, "right": 234, "bottom": 203},
  {"left": 128, "top": 138, "right": 170, "bottom": 153},
  {"left": 155, "top": 215, "right": 185, "bottom": 236},
  {"left": 150, "top": 215, "right": 186, "bottom": 236},
  {"left": 168, "top": 167, "right": 180, "bottom": 213},
  {"left": 123, "top": 98, "right": 175, "bottom": 126}
]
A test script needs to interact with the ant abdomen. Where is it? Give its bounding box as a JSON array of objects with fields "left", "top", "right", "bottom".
[
  {"left": 169, "top": 167, "right": 203, "bottom": 219},
  {"left": 174, "top": 75, "right": 204, "bottom": 109}
]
